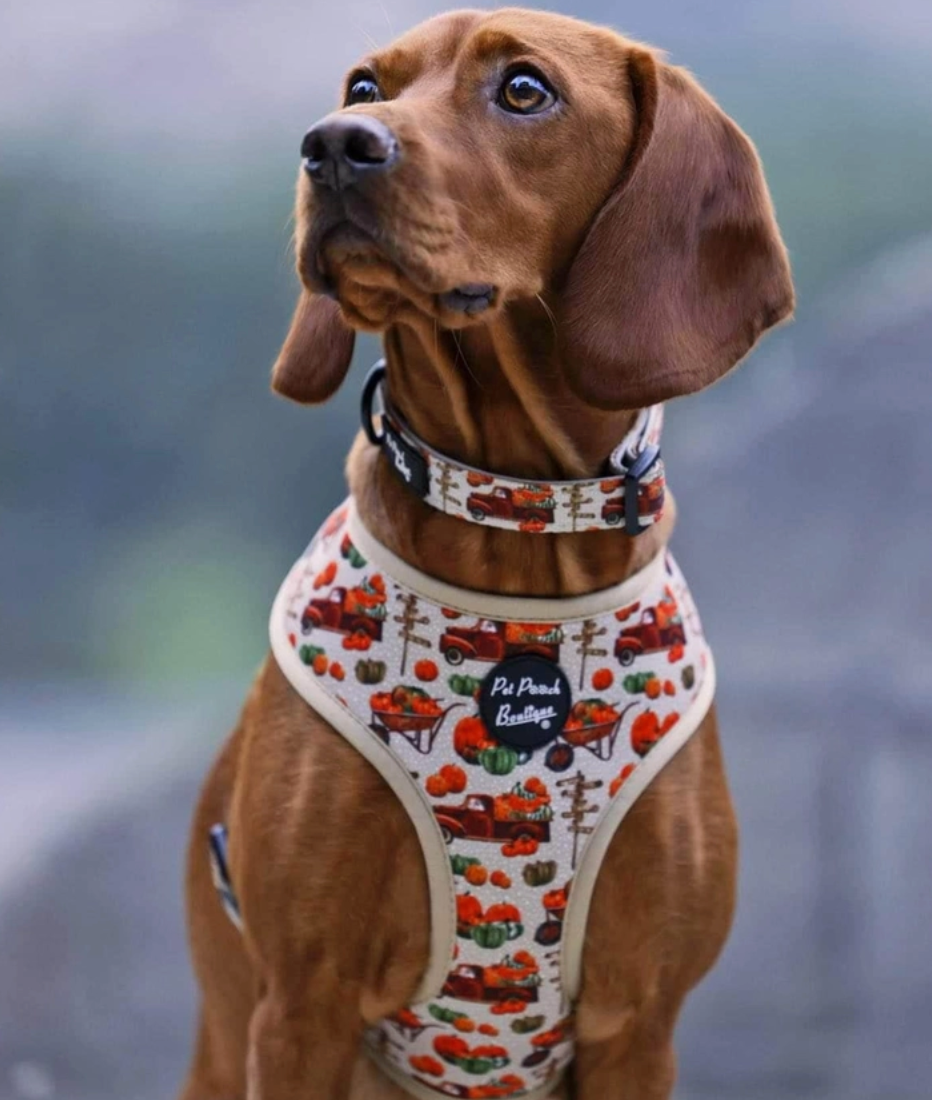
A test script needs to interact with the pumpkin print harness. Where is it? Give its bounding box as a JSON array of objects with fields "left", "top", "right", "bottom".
[{"left": 256, "top": 499, "right": 715, "bottom": 1100}]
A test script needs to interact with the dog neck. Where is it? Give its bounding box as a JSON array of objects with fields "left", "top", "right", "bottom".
[{"left": 347, "top": 305, "right": 675, "bottom": 598}]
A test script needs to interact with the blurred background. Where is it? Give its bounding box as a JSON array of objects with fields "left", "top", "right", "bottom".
[{"left": 2, "top": 0, "right": 931, "bottom": 1097}]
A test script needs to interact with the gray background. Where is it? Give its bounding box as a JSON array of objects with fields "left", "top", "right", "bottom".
[{"left": 2, "top": 0, "right": 931, "bottom": 1097}]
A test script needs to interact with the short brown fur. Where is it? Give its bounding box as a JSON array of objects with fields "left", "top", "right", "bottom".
[{"left": 180, "top": 8, "right": 792, "bottom": 1099}]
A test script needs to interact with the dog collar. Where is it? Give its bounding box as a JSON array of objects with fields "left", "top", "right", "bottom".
[{"left": 361, "top": 362, "right": 665, "bottom": 536}]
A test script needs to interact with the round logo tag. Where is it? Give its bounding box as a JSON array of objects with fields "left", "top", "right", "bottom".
[{"left": 478, "top": 655, "right": 572, "bottom": 751}]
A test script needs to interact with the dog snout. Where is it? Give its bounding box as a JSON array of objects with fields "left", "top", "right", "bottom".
[{"left": 301, "top": 115, "right": 399, "bottom": 191}]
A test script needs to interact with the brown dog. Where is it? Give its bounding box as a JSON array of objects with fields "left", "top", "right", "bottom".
[{"left": 179, "top": 8, "right": 793, "bottom": 1099}]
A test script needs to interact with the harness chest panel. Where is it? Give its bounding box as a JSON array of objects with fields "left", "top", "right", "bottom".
[{"left": 269, "top": 499, "right": 715, "bottom": 1100}]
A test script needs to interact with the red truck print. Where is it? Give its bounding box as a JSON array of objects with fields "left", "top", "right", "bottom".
[
  {"left": 466, "top": 486, "right": 555, "bottom": 526},
  {"left": 614, "top": 600, "right": 685, "bottom": 665},
  {"left": 434, "top": 794, "right": 552, "bottom": 846},
  {"left": 441, "top": 955, "right": 541, "bottom": 1004},
  {"left": 601, "top": 476, "right": 665, "bottom": 526},
  {"left": 440, "top": 620, "right": 562, "bottom": 666},
  {"left": 300, "top": 580, "right": 386, "bottom": 640}
]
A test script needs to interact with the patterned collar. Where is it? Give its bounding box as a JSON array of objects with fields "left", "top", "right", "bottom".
[{"left": 361, "top": 362, "right": 666, "bottom": 536}]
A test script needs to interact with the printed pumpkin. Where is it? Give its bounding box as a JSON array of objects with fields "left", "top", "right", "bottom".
[
  {"left": 409, "top": 1054, "right": 444, "bottom": 1077},
  {"left": 591, "top": 668, "right": 614, "bottom": 691},
  {"left": 414, "top": 659, "right": 439, "bottom": 682},
  {"left": 426, "top": 774, "right": 449, "bottom": 798},
  {"left": 440, "top": 763, "right": 467, "bottom": 794},
  {"left": 454, "top": 716, "right": 493, "bottom": 764}
]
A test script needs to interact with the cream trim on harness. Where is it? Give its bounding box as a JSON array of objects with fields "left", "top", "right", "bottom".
[
  {"left": 345, "top": 500, "right": 669, "bottom": 623},
  {"left": 270, "top": 570, "right": 459, "bottom": 1006}
]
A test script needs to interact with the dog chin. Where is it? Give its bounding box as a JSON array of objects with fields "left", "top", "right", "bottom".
[{"left": 303, "top": 223, "right": 501, "bottom": 331}]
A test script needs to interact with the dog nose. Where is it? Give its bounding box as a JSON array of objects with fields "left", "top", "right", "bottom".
[{"left": 301, "top": 115, "right": 399, "bottom": 190}]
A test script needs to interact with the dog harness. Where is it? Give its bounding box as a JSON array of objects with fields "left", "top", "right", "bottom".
[{"left": 215, "top": 369, "right": 715, "bottom": 1099}]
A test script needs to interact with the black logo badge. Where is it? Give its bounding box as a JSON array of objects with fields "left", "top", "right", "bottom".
[
  {"left": 478, "top": 655, "right": 571, "bottom": 751},
  {"left": 381, "top": 420, "right": 429, "bottom": 498}
]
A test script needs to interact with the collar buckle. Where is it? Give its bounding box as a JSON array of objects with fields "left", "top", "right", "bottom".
[
  {"left": 360, "top": 360, "right": 388, "bottom": 445},
  {"left": 622, "top": 444, "right": 663, "bottom": 537}
]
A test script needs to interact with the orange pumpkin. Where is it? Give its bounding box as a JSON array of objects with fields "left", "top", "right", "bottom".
[
  {"left": 440, "top": 763, "right": 467, "bottom": 794},
  {"left": 452, "top": 1016, "right": 476, "bottom": 1032},
  {"left": 464, "top": 863, "right": 488, "bottom": 887},
  {"left": 609, "top": 762, "right": 636, "bottom": 797},
  {"left": 543, "top": 888, "right": 567, "bottom": 911},
  {"left": 485, "top": 902, "right": 521, "bottom": 924},
  {"left": 434, "top": 1034, "right": 469, "bottom": 1059},
  {"left": 490, "top": 870, "right": 511, "bottom": 889},
  {"left": 414, "top": 659, "right": 439, "bottom": 682},
  {"left": 409, "top": 1054, "right": 444, "bottom": 1077},
  {"left": 645, "top": 678, "right": 662, "bottom": 699},
  {"left": 312, "top": 654, "right": 328, "bottom": 676},
  {"left": 591, "top": 668, "right": 614, "bottom": 691},
  {"left": 457, "top": 893, "right": 483, "bottom": 926},
  {"left": 631, "top": 711, "right": 661, "bottom": 755},
  {"left": 313, "top": 561, "right": 338, "bottom": 589},
  {"left": 453, "top": 716, "right": 492, "bottom": 764},
  {"left": 426, "top": 774, "right": 449, "bottom": 798}
]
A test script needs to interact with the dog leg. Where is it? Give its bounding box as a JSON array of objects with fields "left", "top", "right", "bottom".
[
  {"left": 571, "top": 710, "right": 738, "bottom": 1099},
  {"left": 571, "top": 1008, "right": 678, "bottom": 1099},
  {"left": 176, "top": 1013, "right": 244, "bottom": 1100}
]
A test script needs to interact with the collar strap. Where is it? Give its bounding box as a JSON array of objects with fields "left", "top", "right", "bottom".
[{"left": 360, "top": 361, "right": 665, "bottom": 536}]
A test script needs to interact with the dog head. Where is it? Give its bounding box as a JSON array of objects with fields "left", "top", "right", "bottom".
[{"left": 272, "top": 8, "right": 793, "bottom": 409}]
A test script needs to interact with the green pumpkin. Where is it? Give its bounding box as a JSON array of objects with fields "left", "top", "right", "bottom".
[
  {"left": 461, "top": 1057, "right": 494, "bottom": 1075},
  {"left": 522, "top": 860, "right": 557, "bottom": 887},
  {"left": 472, "top": 921, "right": 509, "bottom": 950},
  {"left": 623, "top": 671, "right": 656, "bottom": 694},
  {"left": 511, "top": 1015, "right": 545, "bottom": 1034},
  {"left": 480, "top": 745, "right": 519, "bottom": 776},
  {"left": 355, "top": 659, "right": 386, "bottom": 684},
  {"left": 341, "top": 542, "right": 366, "bottom": 568},
  {"left": 428, "top": 1004, "right": 464, "bottom": 1024},
  {"left": 449, "top": 673, "right": 483, "bottom": 697},
  {"left": 450, "top": 854, "right": 481, "bottom": 876}
]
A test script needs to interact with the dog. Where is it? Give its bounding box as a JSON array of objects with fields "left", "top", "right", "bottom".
[{"left": 179, "top": 9, "right": 793, "bottom": 1100}]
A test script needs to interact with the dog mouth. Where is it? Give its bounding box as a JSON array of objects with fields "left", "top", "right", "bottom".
[
  {"left": 305, "top": 212, "right": 497, "bottom": 319},
  {"left": 437, "top": 284, "right": 496, "bottom": 316}
]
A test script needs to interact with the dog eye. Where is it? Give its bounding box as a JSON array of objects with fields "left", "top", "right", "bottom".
[
  {"left": 346, "top": 76, "right": 382, "bottom": 105},
  {"left": 498, "top": 71, "right": 556, "bottom": 115}
]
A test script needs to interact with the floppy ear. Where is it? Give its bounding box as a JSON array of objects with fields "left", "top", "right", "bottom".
[
  {"left": 270, "top": 290, "right": 356, "bottom": 404},
  {"left": 560, "top": 49, "right": 794, "bottom": 409}
]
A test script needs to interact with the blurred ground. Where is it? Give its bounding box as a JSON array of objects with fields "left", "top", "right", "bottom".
[{"left": 2, "top": 237, "right": 931, "bottom": 1098}]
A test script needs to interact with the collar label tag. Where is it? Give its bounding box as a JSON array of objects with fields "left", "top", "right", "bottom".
[
  {"left": 382, "top": 420, "right": 429, "bottom": 498},
  {"left": 478, "top": 655, "right": 571, "bottom": 750}
]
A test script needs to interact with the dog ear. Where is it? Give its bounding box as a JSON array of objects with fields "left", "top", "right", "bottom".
[
  {"left": 560, "top": 49, "right": 794, "bottom": 410},
  {"left": 270, "top": 290, "right": 356, "bottom": 404}
]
